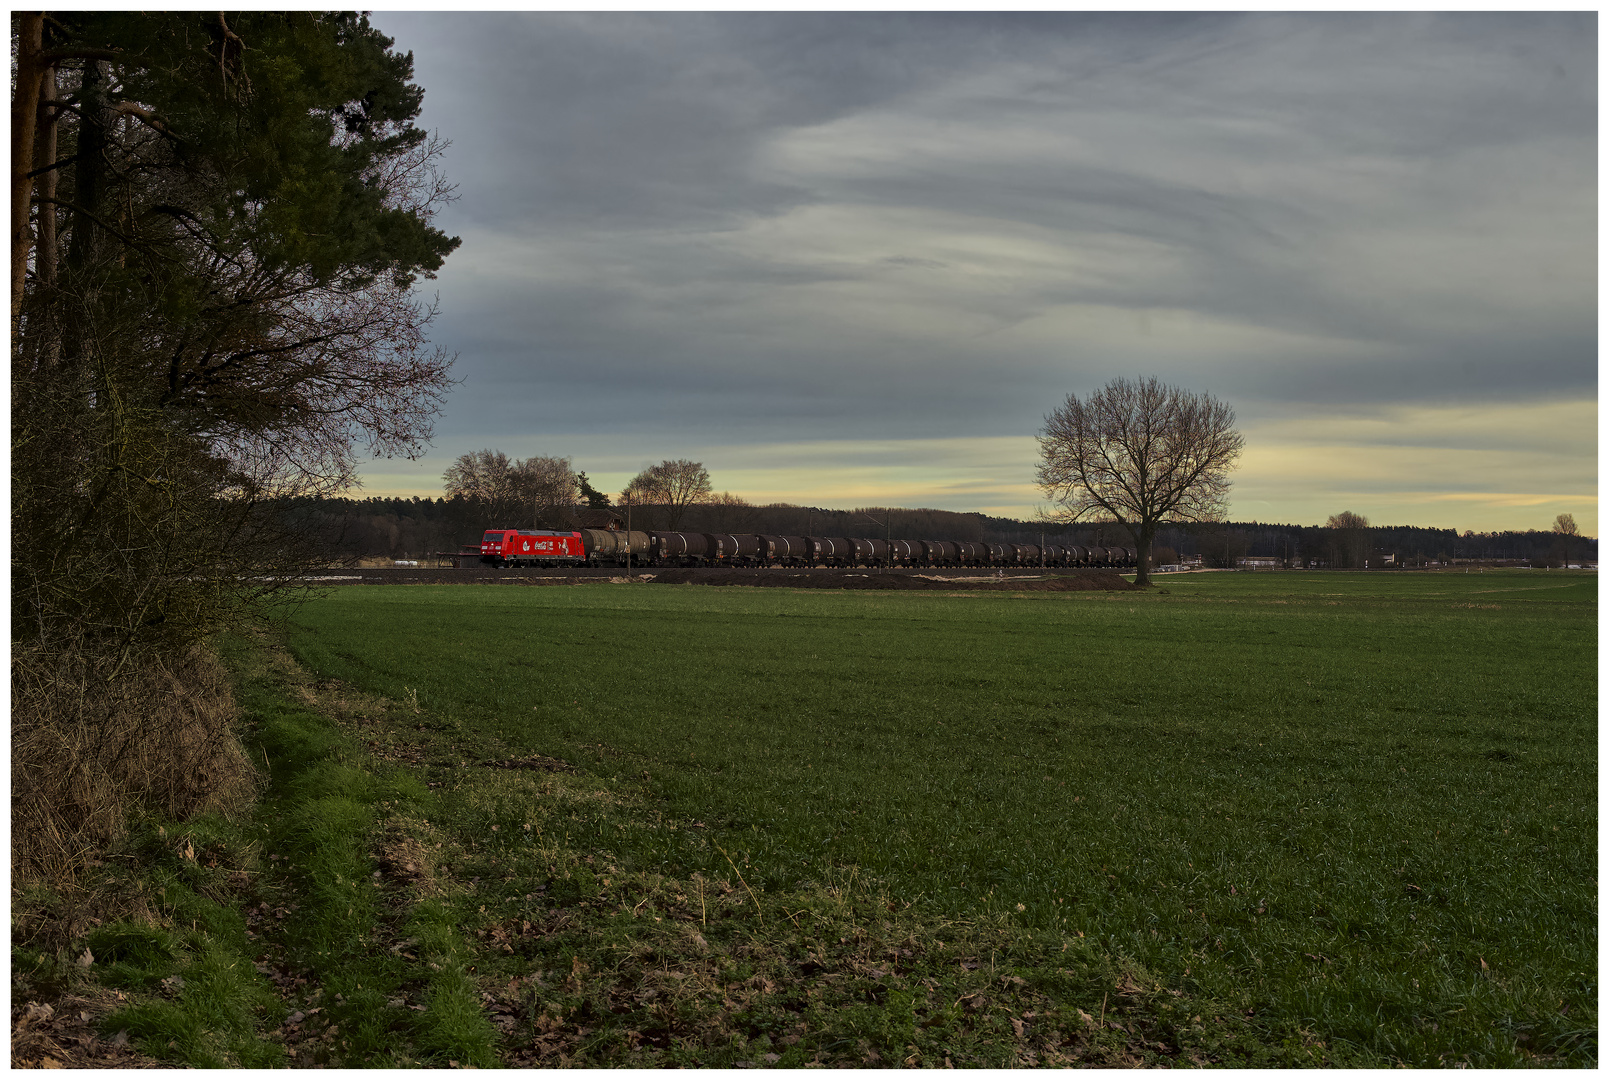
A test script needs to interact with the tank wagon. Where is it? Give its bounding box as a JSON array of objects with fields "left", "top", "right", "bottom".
[{"left": 478, "top": 526, "right": 1135, "bottom": 571}]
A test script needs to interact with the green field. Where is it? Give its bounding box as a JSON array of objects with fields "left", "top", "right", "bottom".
[{"left": 274, "top": 569, "right": 1595, "bottom": 1065}]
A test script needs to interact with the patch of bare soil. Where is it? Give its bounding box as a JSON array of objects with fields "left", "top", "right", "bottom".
[
  {"left": 648, "top": 570, "right": 1138, "bottom": 591},
  {"left": 12, "top": 993, "right": 167, "bottom": 1069}
]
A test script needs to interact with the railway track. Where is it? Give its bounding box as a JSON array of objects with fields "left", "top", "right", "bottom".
[{"left": 298, "top": 565, "right": 1111, "bottom": 587}]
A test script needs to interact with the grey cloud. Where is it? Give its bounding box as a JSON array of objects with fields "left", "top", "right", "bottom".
[
  {"left": 768, "top": 21, "right": 1591, "bottom": 348},
  {"left": 394, "top": 12, "right": 1015, "bottom": 232},
  {"left": 373, "top": 11, "right": 1594, "bottom": 487},
  {"left": 399, "top": 13, "right": 1314, "bottom": 234}
]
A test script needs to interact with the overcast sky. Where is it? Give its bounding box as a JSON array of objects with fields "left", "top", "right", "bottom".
[{"left": 359, "top": 11, "right": 1597, "bottom": 535}]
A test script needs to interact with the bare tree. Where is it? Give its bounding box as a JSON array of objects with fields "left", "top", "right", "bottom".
[
  {"left": 622, "top": 459, "right": 711, "bottom": 530},
  {"left": 443, "top": 449, "right": 578, "bottom": 527},
  {"left": 1325, "top": 511, "right": 1370, "bottom": 568},
  {"left": 1552, "top": 512, "right": 1580, "bottom": 568},
  {"left": 443, "top": 449, "right": 521, "bottom": 519},
  {"left": 520, "top": 455, "right": 581, "bottom": 528},
  {"left": 1037, "top": 377, "right": 1243, "bottom": 586},
  {"left": 618, "top": 474, "right": 659, "bottom": 531}
]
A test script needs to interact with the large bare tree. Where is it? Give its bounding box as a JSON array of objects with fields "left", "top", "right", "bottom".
[
  {"left": 621, "top": 459, "right": 711, "bottom": 530},
  {"left": 443, "top": 449, "right": 580, "bottom": 527},
  {"left": 443, "top": 449, "right": 518, "bottom": 503},
  {"left": 1037, "top": 377, "right": 1243, "bottom": 586}
]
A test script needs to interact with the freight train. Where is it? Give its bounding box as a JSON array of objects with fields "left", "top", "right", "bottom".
[{"left": 479, "top": 527, "right": 1136, "bottom": 570}]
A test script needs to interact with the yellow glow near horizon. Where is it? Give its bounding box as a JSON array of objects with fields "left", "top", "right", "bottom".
[{"left": 355, "top": 401, "right": 1596, "bottom": 536}]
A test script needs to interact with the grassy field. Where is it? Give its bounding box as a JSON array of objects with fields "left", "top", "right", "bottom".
[
  {"left": 15, "top": 569, "right": 1591, "bottom": 1067},
  {"left": 268, "top": 569, "right": 1595, "bottom": 1065}
]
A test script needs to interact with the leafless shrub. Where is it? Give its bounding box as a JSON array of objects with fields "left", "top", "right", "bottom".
[{"left": 11, "top": 643, "right": 257, "bottom": 888}]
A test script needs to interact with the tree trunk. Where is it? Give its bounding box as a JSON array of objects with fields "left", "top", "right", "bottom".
[
  {"left": 66, "top": 59, "right": 114, "bottom": 280},
  {"left": 1131, "top": 522, "right": 1157, "bottom": 587},
  {"left": 34, "top": 63, "right": 58, "bottom": 291},
  {"left": 16, "top": 61, "right": 62, "bottom": 377},
  {"left": 11, "top": 12, "right": 46, "bottom": 341}
]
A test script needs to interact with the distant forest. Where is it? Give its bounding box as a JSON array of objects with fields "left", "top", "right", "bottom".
[{"left": 298, "top": 496, "right": 1595, "bottom": 568}]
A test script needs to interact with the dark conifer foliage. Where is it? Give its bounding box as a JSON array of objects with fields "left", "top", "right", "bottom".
[
  {"left": 14, "top": 11, "right": 459, "bottom": 653},
  {"left": 12, "top": 12, "right": 459, "bottom": 877}
]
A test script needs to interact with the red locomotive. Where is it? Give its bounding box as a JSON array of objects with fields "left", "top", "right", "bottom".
[{"left": 480, "top": 528, "right": 587, "bottom": 567}]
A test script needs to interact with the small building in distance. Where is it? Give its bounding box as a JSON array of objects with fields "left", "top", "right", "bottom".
[{"left": 573, "top": 507, "right": 625, "bottom": 531}]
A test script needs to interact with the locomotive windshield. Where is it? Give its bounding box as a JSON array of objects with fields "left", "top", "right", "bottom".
[{"left": 482, "top": 531, "right": 504, "bottom": 543}]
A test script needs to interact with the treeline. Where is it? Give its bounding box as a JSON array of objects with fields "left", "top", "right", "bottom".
[
  {"left": 1130, "top": 520, "right": 1594, "bottom": 568},
  {"left": 1186, "top": 521, "right": 1592, "bottom": 568},
  {"left": 307, "top": 497, "right": 1596, "bottom": 568},
  {"left": 299, "top": 497, "right": 1000, "bottom": 560}
]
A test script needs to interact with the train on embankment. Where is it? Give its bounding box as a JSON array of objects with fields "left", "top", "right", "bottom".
[{"left": 479, "top": 527, "right": 1136, "bottom": 570}]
